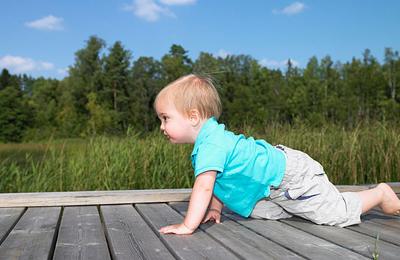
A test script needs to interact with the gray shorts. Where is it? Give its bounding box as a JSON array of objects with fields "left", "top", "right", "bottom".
[{"left": 251, "top": 145, "right": 362, "bottom": 227}]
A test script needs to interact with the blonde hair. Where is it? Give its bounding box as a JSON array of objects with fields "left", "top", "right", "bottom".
[{"left": 155, "top": 74, "right": 222, "bottom": 119}]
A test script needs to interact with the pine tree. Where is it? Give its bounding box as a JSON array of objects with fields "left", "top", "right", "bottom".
[{"left": 103, "top": 41, "right": 132, "bottom": 132}]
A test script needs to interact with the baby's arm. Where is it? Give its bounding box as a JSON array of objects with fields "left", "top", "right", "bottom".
[{"left": 159, "top": 171, "right": 216, "bottom": 235}]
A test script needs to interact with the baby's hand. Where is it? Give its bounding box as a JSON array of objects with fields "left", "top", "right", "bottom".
[
  {"left": 202, "top": 208, "right": 221, "bottom": 224},
  {"left": 159, "top": 223, "right": 195, "bottom": 235}
]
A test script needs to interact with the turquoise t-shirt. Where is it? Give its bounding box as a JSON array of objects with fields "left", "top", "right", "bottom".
[{"left": 191, "top": 117, "right": 286, "bottom": 217}]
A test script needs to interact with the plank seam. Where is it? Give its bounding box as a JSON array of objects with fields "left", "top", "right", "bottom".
[
  {"left": 168, "top": 202, "right": 251, "bottom": 260},
  {"left": 133, "top": 203, "right": 180, "bottom": 260},
  {"left": 346, "top": 224, "right": 400, "bottom": 248},
  {"left": 363, "top": 209, "right": 400, "bottom": 230},
  {"left": 280, "top": 218, "right": 374, "bottom": 259},
  {"left": 47, "top": 206, "right": 63, "bottom": 260},
  {"left": 221, "top": 211, "right": 309, "bottom": 259},
  {"left": 97, "top": 205, "right": 115, "bottom": 260},
  {"left": 0, "top": 207, "right": 27, "bottom": 246}
]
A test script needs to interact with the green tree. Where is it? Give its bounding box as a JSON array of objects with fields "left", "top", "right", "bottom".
[
  {"left": 381, "top": 48, "right": 400, "bottom": 121},
  {"left": 0, "top": 85, "right": 31, "bottom": 142},
  {"left": 0, "top": 69, "right": 11, "bottom": 91},
  {"left": 0, "top": 69, "right": 19, "bottom": 91},
  {"left": 103, "top": 41, "right": 132, "bottom": 132},
  {"left": 31, "top": 79, "right": 60, "bottom": 126},
  {"left": 161, "top": 44, "right": 192, "bottom": 82},
  {"left": 68, "top": 36, "right": 106, "bottom": 114},
  {"left": 285, "top": 59, "right": 307, "bottom": 123},
  {"left": 56, "top": 83, "right": 81, "bottom": 137},
  {"left": 361, "top": 49, "right": 385, "bottom": 121},
  {"left": 302, "top": 56, "right": 325, "bottom": 125},
  {"left": 129, "top": 57, "right": 163, "bottom": 131},
  {"left": 193, "top": 52, "right": 221, "bottom": 75},
  {"left": 85, "top": 92, "right": 113, "bottom": 135},
  {"left": 383, "top": 48, "right": 399, "bottom": 101}
]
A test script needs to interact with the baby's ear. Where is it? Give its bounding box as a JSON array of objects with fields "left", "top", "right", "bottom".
[{"left": 188, "top": 109, "right": 201, "bottom": 126}]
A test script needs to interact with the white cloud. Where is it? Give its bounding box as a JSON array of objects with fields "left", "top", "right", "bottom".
[
  {"left": 216, "top": 49, "right": 229, "bottom": 59},
  {"left": 0, "top": 55, "right": 55, "bottom": 74},
  {"left": 25, "top": 15, "right": 64, "bottom": 31},
  {"left": 273, "top": 2, "right": 305, "bottom": 16},
  {"left": 124, "top": 0, "right": 174, "bottom": 22},
  {"left": 57, "top": 67, "right": 69, "bottom": 77},
  {"left": 259, "top": 58, "right": 299, "bottom": 69},
  {"left": 160, "top": 0, "right": 196, "bottom": 5}
]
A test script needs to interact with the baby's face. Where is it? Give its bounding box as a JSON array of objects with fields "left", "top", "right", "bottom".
[{"left": 155, "top": 99, "right": 195, "bottom": 144}]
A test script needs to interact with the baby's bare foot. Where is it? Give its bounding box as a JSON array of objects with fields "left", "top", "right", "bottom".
[{"left": 378, "top": 183, "right": 400, "bottom": 215}]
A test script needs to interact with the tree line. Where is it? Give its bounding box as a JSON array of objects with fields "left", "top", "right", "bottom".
[{"left": 0, "top": 36, "right": 399, "bottom": 142}]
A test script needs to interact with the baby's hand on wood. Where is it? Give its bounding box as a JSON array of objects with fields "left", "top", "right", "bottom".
[
  {"left": 202, "top": 208, "right": 221, "bottom": 224},
  {"left": 159, "top": 223, "right": 195, "bottom": 235}
]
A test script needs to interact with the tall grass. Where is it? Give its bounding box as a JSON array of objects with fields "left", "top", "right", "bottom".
[
  {"left": 0, "top": 123, "right": 399, "bottom": 192},
  {"left": 256, "top": 122, "right": 400, "bottom": 185}
]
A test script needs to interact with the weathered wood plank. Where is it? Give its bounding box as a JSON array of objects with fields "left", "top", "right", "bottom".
[
  {"left": 0, "top": 182, "right": 398, "bottom": 208},
  {"left": 101, "top": 205, "right": 174, "bottom": 260},
  {"left": 361, "top": 210, "right": 400, "bottom": 230},
  {"left": 0, "top": 208, "right": 25, "bottom": 244},
  {"left": 347, "top": 219, "right": 400, "bottom": 246},
  {"left": 136, "top": 203, "right": 240, "bottom": 260},
  {"left": 0, "top": 207, "right": 60, "bottom": 259},
  {"left": 0, "top": 189, "right": 191, "bottom": 208},
  {"left": 223, "top": 210, "right": 368, "bottom": 260},
  {"left": 281, "top": 217, "right": 400, "bottom": 260},
  {"left": 335, "top": 182, "right": 400, "bottom": 193},
  {"left": 170, "top": 202, "right": 303, "bottom": 259},
  {"left": 53, "top": 206, "right": 110, "bottom": 260}
]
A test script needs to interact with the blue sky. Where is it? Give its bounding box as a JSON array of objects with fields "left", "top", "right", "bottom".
[{"left": 1, "top": 0, "right": 399, "bottom": 79}]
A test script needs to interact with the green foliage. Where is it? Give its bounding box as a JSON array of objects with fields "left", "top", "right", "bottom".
[
  {"left": 85, "top": 92, "right": 114, "bottom": 135},
  {"left": 1, "top": 36, "right": 400, "bottom": 142},
  {"left": 103, "top": 41, "right": 131, "bottom": 132},
  {"left": 161, "top": 44, "right": 192, "bottom": 82},
  {"left": 68, "top": 35, "right": 106, "bottom": 116},
  {"left": 129, "top": 57, "right": 163, "bottom": 131},
  {"left": 0, "top": 85, "right": 31, "bottom": 142}
]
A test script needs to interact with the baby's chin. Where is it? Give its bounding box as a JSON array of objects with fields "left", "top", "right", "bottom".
[
  {"left": 169, "top": 139, "right": 180, "bottom": 144},
  {"left": 168, "top": 138, "right": 187, "bottom": 144},
  {"left": 165, "top": 136, "right": 177, "bottom": 143}
]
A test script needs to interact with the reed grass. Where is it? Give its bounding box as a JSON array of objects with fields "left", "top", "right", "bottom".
[{"left": 0, "top": 123, "right": 399, "bottom": 192}]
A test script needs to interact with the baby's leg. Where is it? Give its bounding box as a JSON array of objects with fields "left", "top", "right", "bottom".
[
  {"left": 251, "top": 199, "right": 292, "bottom": 220},
  {"left": 357, "top": 183, "right": 400, "bottom": 214}
]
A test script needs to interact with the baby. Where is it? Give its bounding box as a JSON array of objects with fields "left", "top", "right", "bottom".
[{"left": 154, "top": 74, "right": 400, "bottom": 234}]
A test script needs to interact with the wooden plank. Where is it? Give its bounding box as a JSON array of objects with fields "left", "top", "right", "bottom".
[
  {"left": 136, "top": 203, "right": 240, "bottom": 260},
  {"left": 0, "top": 208, "right": 25, "bottom": 244},
  {"left": 281, "top": 217, "right": 400, "bottom": 259},
  {"left": 361, "top": 210, "right": 400, "bottom": 230},
  {"left": 53, "top": 206, "right": 110, "bottom": 260},
  {"left": 223, "top": 210, "right": 368, "bottom": 260},
  {"left": 0, "top": 207, "right": 60, "bottom": 259},
  {"left": 347, "top": 219, "right": 400, "bottom": 246},
  {"left": 0, "top": 189, "right": 191, "bottom": 208},
  {"left": 101, "top": 205, "right": 175, "bottom": 260},
  {"left": 0, "top": 182, "right": 398, "bottom": 208},
  {"left": 335, "top": 182, "right": 400, "bottom": 193},
  {"left": 170, "top": 202, "right": 303, "bottom": 259}
]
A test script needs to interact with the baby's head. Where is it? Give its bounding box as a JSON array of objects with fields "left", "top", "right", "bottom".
[{"left": 154, "top": 74, "right": 222, "bottom": 120}]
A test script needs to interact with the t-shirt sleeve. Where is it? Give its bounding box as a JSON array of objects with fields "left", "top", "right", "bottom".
[{"left": 193, "top": 143, "right": 227, "bottom": 177}]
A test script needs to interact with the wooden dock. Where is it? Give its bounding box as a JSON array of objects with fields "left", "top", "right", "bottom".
[{"left": 0, "top": 184, "right": 399, "bottom": 259}]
